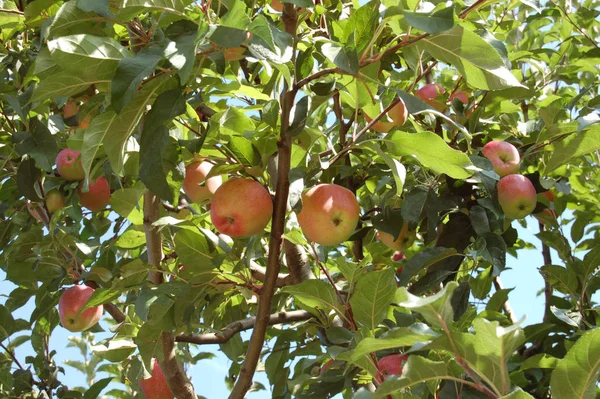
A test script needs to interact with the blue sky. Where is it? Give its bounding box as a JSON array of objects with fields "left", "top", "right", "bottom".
[{"left": 0, "top": 212, "right": 580, "bottom": 398}]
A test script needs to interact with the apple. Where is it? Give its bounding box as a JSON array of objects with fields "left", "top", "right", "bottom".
[
  {"left": 183, "top": 161, "right": 222, "bottom": 204},
  {"left": 45, "top": 190, "right": 65, "bottom": 213},
  {"left": 297, "top": 184, "right": 360, "bottom": 246},
  {"left": 449, "top": 91, "right": 469, "bottom": 104},
  {"left": 271, "top": 0, "right": 284, "bottom": 11},
  {"left": 27, "top": 201, "right": 47, "bottom": 223},
  {"left": 415, "top": 83, "right": 446, "bottom": 110},
  {"left": 535, "top": 191, "right": 558, "bottom": 224},
  {"left": 224, "top": 47, "right": 246, "bottom": 61},
  {"left": 379, "top": 354, "right": 408, "bottom": 376},
  {"left": 58, "top": 285, "right": 103, "bottom": 332},
  {"left": 210, "top": 178, "right": 273, "bottom": 238},
  {"left": 482, "top": 141, "right": 520, "bottom": 177},
  {"left": 364, "top": 113, "right": 395, "bottom": 133},
  {"left": 63, "top": 98, "right": 79, "bottom": 118},
  {"left": 320, "top": 359, "right": 335, "bottom": 374},
  {"left": 139, "top": 358, "right": 174, "bottom": 399},
  {"left": 497, "top": 174, "right": 537, "bottom": 219},
  {"left": 364, "top": 99, "right": 408, "bottom": 133},
  {"left": 78, "top": 176, "right": 111, "bottom": 212},
  {"left": 391, "top": 251, "right": 406, "bottom": 262},
  {"left": 56, "top": 149, "right": 85, "bottom": 181},
  {"left": 78, "top": 114, "right": 91, "bottom": 129},
  {"left": 377, "top": 222, "right": 415, "bottom": 251}
]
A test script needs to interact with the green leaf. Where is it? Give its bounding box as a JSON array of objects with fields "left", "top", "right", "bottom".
[
  {"left": 349, "top": 269, "right": 397, "bottom": 330},
  {"left": 32, "top": 70, "right": 112, "bottom": 103},
  {"left": 322, "top": 41, "right": 358, "bottom": 74},
  {"left": 91, "top": 341, "right": 136, "bottom": 363},
  {"left": 545, "top": 125, "right": 600, "bottom": 173},
  {"left": 341, "top": 1, "right": 379, "bottom": 54},
  {"left": 174, "top": 229, "right": 214, "bottom": 270},
  {"left": 521, "top": 353, "right": 558, "bottom": 370},
  {"left": 47, "top": 1, "right": 101, "bottom": 39},
  {"left": 385, "top": 131, "right": 474, "bottom": 179},
  {"left": 551, "top": 328, "right": 600, "bottom": 399},
  {"left": 246, "top": 24, "right": 293, "bottom": 64},
  {"left": 116, "top": 230, "right": 146, "bottom": 248},
  {"left": 164, "top": 33, "right": 197, "bottom": 83},
  {"left": 226, "top": 136, "right": 262, "bottom": 167},
  {"left": 80, "top": 288, "right": 124, "bottom": 312},
  {"left": 396, "top": 281, "right": 458, "bottom": 329},
  {"left": 216, "top": 107, "right": 256, "bottom": 136},
  {"left": 48, "top": 34, "right": 129, "bottom": 79},
  {"left": 16, "top": 158, "right": 42, "bottom": 201},
  {"left": 404, "top": 5, "right": 455, "bottom": 34},
  {"left": 282, "top": 279, "right": 343, "bottom": 314},
  {"left": 288, "top": 96, "right": 309, "bottom": 137},
  {"left": 249, "top": 15, "right": 276, "bottom": 52},
  {"left": 499, "top": 389, "right": 536, "bottom": 399},
  {"left": 417, "top": 26, "right": 525, "bottom": 90},
  {"left": 350, "top": 324, "right": 438, "bottom": 365},
  {"left": 77, "top": 0, "right": 110, "bottom": 15},
  {"left": 398, "top": 247, "right": 457, "bottom": 286},
  {"left": 540, "top": 265, "right": 579, "bottom": 297},
  {"left": 110, "top": 185, "right": 145, "bottom": 225},
  {"left": 374, "top": 356, "right": 451, "bottom": 398},
  {"left": 118, "top": 0, "right": 186, "bottom": 18},
  {"left": 12, "top": 120, "right": 59, "bottom": 171}
]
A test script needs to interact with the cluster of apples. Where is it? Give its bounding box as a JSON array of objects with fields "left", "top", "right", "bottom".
[{"left": 481, "top": 141, "right": 537, "bottom": 219}]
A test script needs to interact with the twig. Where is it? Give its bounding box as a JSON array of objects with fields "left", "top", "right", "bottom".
[
  {"left": 458, "top": 0, "right": 488, "bottom": 19},
  {"left": 176, "top": 310, "right": 313, "bottom": 344},
  {"left": 248, "top": 261, "right": 292, "bottom": 287},
  {"left": 549, "top": 1, "right": 599, "bottom": 49},
  {"left": 539, "top": 221, "right": 553, "bottom": 323},
  {"left": 0, "top": 8, "right": 23, "bottom": 15}
]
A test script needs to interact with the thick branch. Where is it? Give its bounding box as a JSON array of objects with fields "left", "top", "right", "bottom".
[
  {"left": 284, "top": 239, "right": 314, "bottom": 283},
  {"left": 144, "top": 191, "right": 197, "bottom": 399},
  {"left": 248, "top": 261, "right": 292, "bottom": 287},
  {"left": 176, "top": 310, "right": 313, "bottom": 345}
]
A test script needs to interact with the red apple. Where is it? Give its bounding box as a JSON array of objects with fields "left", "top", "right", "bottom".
[
  {"left": 27, "top": 201, "right": 48, "bottom": 223},
  {"left": 45, "top": 190, "right": 65, "bottom": 213},
  {"left": 379, "top": 354, "right": 408, "bottom": 376},
  {"left": 497, "top": 174, "right": 537, "bottom": 219},
  {"left": 415, "top": 83, "right": 446, "bottom": 110},
  {"left": 139, "top": 358, "right": 174, "bottom": 399},
  {"left": 297, "top": 184, "right": 360, "bottom": 246},
  {"left": 56, "top": 149, "right": 85, "bottom": 181},
  {"left": 377, "top": 222, "right": 415, "bottom": 251},
  {"left": 78, "top": 176, "right": 111, "bottom": 212},
  {"left": 482, "top": 141, "right": 520, "bottom": 177},
  {"left": 449, "top": 91, "right": 469, "bottom": 104},
  {"left": 183, "top": 161, "right": 222, "bottom": 204},
  {"left": 58, "top": 285, "right": 103, "bottom": 332},
  {"left": 210, "top": 178, "right": 273, "bottom": 238},
  {"left": 392, "top": 251, "right": 406, "bottom": 262},
  {"left": 364, "top": 113, "right": 395, "bottom": 133},
  {"left": 320, "top": 359, "right": 335, "bottom": 374}
]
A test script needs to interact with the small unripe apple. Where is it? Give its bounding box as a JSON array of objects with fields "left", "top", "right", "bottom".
[
  {"left": 183, "top": 161, "right": 222, "bottom": 204},
  {"left": 379, "top": 354, "right": 408, "bottom": 376},
  {"left": 415, "top": 83, "right": 446, "bottom": 111},
  {"left": 482, "top": 141, "right": 520, "bottom": 177},
  {"left": 138, "top": 358, "right": 174, "bottom": 399},
  {"left": 449, "top": 91, "right": 469, "bottom": 104},
  {"left": 297, "top": 184, "right": 360, "bottom": 246},
  {"left": 27, "top": 201, "right": 48, "bottom": 223},
  {"left": 78, "top": 176, "right": 111, "bottom": 212},
  {"left": 497, "top": 174, "right": 537, "bottom": 219},
  {"left": 45, "top": 190, "right": 65, "bottom": 213},
  {"left": 377, "top": 222, "right": 415, "bottom": 251},
  {"left": 58, "top": 285, "right": 103, "bottom": 332},
  {"left": 210, "top": 178, "right": 273, "bottom": 238},
  {"left": 56, "top": 149, "right": 85, "bottom": 181}
]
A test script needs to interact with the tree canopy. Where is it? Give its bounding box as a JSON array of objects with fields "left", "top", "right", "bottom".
[{"left": 0, "top": 0, "right": 599, "bottom": 398}]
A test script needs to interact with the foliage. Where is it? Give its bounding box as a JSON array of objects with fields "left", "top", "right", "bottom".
[{"left": 0, "top": 0, "right": 599, "bottom": 398}]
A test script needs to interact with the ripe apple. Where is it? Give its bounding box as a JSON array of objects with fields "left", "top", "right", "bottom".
[
  {"left": 58, "top": 285, "right": 103, "bottom": 332},
  {"left": 297, "top": 184, "right": 360, "bottom": 246},
  {"left": 449, "top": 91, "right": 469, "bottom": 104},
  {"left": 78, "top": 176, "right": 111, "bottom": 212},
  {"left": 377, "top": 222, "right": 415, "bottom": 251},
  {"left": 364, "top": 98, "right": 408, "bottom": 133},
  {"left": 415, "top": 83, "right": 446, "bottom": 110},
  {"left": 497, "top": 174, "right": 537, "bottom": 219},
  {"left": 78, "top": 114, "right": 92, "bottom": 129},
  {"left": 139, "top": 358, "right": 174, "bottom": 399},
  {"left": 45, "top": 190, "right": 65, "bottom": 213},
  {"left": 210, "top": 178, "right": 273, "bottom": 238},
  {"left": 364, "top": 113, "right": 395, "bottom": 133},
  {"left": 27, "top": 201, "right": 48, "bottom": 223},
  {"left": 379, "top": 354, "right": 408, "bottom": 376},
  {"left": 482, "top": 141, "right": 520, "bottom": 177},
  {"left": 56, "top": 149, "right": 85, "bottom": 181},
  {"left": 183, "top": 161, "right": 222, "bottom": 204},
  {"left": 391, "top": 251, "right": 406, "bottom": 262}
]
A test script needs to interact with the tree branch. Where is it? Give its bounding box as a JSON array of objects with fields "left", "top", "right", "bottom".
[
  {"left": 284, "top": 239, "right": 314, "bottom": 284},
  {"left": 143, "top": 191, "right": 197, "bottom": 399},
  {"left": 176, "top": 310, "right": 313, "bottom": 345},
  {"left": 248, "top": 261, "right": 292, "bottom": 287},
  {"left": 539, "top": 221, "right": 553, "bottom": 323}
]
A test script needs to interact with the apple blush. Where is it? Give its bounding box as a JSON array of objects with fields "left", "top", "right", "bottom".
[{"left": 58, "top": 285, "right": 103, "bottom": 332}]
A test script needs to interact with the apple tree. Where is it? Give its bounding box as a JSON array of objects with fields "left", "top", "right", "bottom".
[{"left": 0, "top": 0, "right": 599, "bottom": 398}]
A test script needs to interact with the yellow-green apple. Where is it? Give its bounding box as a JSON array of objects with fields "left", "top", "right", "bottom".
[
  {"left": 449, "top": 91, "right": 469, "bottom": 104},
  {"left": 377, "top": 221, "right": 415, "bottom": 251},
  {"left": 138, "top": 358, "right": 174, "bottom": 399},
  {"left": 497, "top": 174, "right": 537, "bottom": 219},
  {"left": 364, "top": 98, "right": 408, "bottom": 133},
  {"left": 210, "top": 178, "right": 273, "bottom": 238},
  {"left": 378, "top": 354, "right": 408, "bottom": 376},
  {"left": 45, "top": 190, "right": 65, "bottom": 213},
  {"left": 55, "top": 149, "right": 85, "bottom": 181},
  {"left": 58, "top": 285, "right": 103, "bottom": 332},
  {"left": 415, "top": 83, "right": 446, "bottom": 111},
  {"left": 183, "top": 161, "right": 222, "bottom": 204},
  {"left": 27, "top": 201, "right": 48, "bottom": 223},
  {"left": 78, "top": 176, "right": 111, "bottom": 212},
  {"left": 297, "top": 184, "right": 360, "bottom": 246},
  {"left": 482, "top": 141, "right": 520, "bottom": 177}
]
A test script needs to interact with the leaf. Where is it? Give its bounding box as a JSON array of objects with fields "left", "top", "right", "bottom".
[
  {"left": 398, "top": 247, "right": 457, "bottom": 286},
  {"left": 350, "top": 324, "right": 438, "bottom": 365},
  {"left": 545, "top": 125, "right": 600, "bottom": 173},
  {"left": 174, "top": 229, "right": 214, "bottom": 270},
  {"left": 385, "top": 131, "right": 474, "bottom": 179},
  {"left": 403, "top": 5, "right": 455, "bottom": 34},
  {"left": 16, "top": 158, "right": 42, "bottom": 201},
  {"left": 551, "top": 328, "right": 600, "bottom": 399},
  {"left": 91, "top": 341, "right": 136, "bottom": 363},
  {"left": 80, "top": 288, "right": 124, "bottom": 312},
  {"left": 246, "top": 24, "right": 293, "bottom": 64},
  {"left": 282, "top": 279, "right": 343, "bottom": 314},
  {"left": 540, "top": 265, "right": 579, "bottom": 297},
  {"left": 288, "top": 96, "right": 309, "bottom": 137},
  {"left": 119, "top": 0, "right": 185, "bottom": 17},
  {"left": 164, "top": 33, "right": 197, "bottom": 83},
  {"left": 374, "top": 356, "right": 450, "bottom": 398},
  {"left": 499, "top": 389, "right": 536, "bottom": 399},
  {"left": 12, "top": 120, "right": 59, "bottom": 171},
  {"left": 47, "top": 1, "right": 101, "bottom": 39},
  {"left": 110, "top": 185, "right": 145, "bottom": 225},
  {"left": 48, "top": 34, "right": 129, "bottom": 79},
  {"left": 216, "top": 107, "right": 256, "bottom": 136},
  {"left": 349, "top": 269, "right": 397, "bottom": 330},
  {"left": 249, "top": 15, "right": 276, "bottom": 52},
  {"left": 32, "top": 70, "right": 112, "bottom": 103},
  {"left": 521, "top": 353, "right": 558, "bottom": 370},
  {"left": 396, "top": 281, "right": 458, "bottom": 329},
  {"left": 116, "top": 230, "right": 146, "bottom": 248},
  {"left": 341, "top": 1, "right": 379, "bottom": 54},
  {"left": 322, "top": 41, "right": 358, "bottom": 74},
  {"left": 417, "top": 26, "right": 525, "bottom": 90},
  {"left": 226, "top": 136, "right": 262, "bottom": 167}
]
